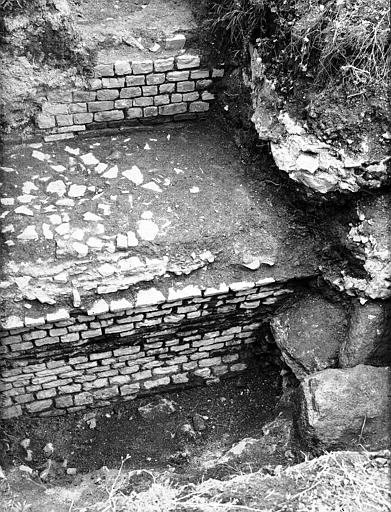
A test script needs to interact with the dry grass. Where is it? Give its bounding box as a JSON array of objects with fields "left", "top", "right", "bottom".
[{"left": 64, "top": 450, "right": 390, "bottom": 512}]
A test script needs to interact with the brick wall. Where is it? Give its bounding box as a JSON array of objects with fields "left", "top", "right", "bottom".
[
  {"left": 0, "top": 280, "right": 293, "bottom": 418},
  {"left": 36, "top": 54, "right": 224, "bottom": 142}
]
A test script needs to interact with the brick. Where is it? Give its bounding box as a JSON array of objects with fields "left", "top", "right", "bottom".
[
  {"left": 167, "top": 71, "right": 189, "bottom": 82},
  {"left": 142, "top": 85, "right": 158, "bottom": 96},
  {"left": 74, "top": 392, "right": 93, "bottom": 406},
  {"left": 88, "top": 101, "right": 114, "bottom": 112},
  {"left": 60, "top": 332, "right": 80, "bottom": 343},
  {"left": 110, "top": 375, "right": 130, "bottom": 386},
  {"left": 115, "top": 99, "right": 133, "bottom": 109},
  {"left": 93, "top": 386, "right": 119, "bottom": 400},
  {"left": 189, "top": 101, "right": 209, "bottom": 113},
  {"left": 160, "top": 83, "right": 175, "bottom": 94},
  {"left": 81, "top": 328, "right": 102, "bottom": 339},
  {"left": 193, "top": 368, "right": 211, "bottom": 379},
  {"left": 23, "top": 330, "right": 47, "bottom": 341},
  {"left": 94, "top": 111, "right": 124, "bottom": 122},
  {"left": 102, "top": 77, "right": 125, "bottom": 89},
  {"left": 121, "top": 86, "right": 142, "bottom": 98},
  {"left": 230, "top": 363, "right": 247, "bottom": 372},
  {"left": 114, "top": 60, "right": 132, "bottom": 75},
  {"left": 153, "top": 94, "right": 170, "bottom": 106},
  {"left": 94, "top": 64, "right": 114, "bottom": 77},
  {"left": 152, "top": 366, "right": 178, "bottom": 376},
  {"left": 55, "top": 395, "right": 74, "bottom": 408},
  {"left": 133, "top": 370, "right": 152, "bottom": 381},
  {"left": 159, "top": 103, "right": 187, "bottom": 116},
  {"left": 199, "top": 356, "right": 222, "bottom": 367},
  {"left": 36, "top": 113, "right": 56, "bottom": 129},
  {"left": 196, "top": 79, "right": 213, "bottom": 90},
  {"left": 26, "top": 400, "right": 52, "bottom": 413},
  {"left": 133, "top": 97, "right": 153, "bottom": 107},
  {"left": 191, "top": 69, "right": 210, "bottom": 79},
  {"left": 47, "top": 91, "right": 72, "bottom": 102},
  {"left": 172, "top": 373, "right": 189, "bottom": 384},
  {"left": 42, "top": 103, "right": 69, "bottom": 115},
  {"left": 126, "top": 108, "right": 143, "bottom": 119},
  {"left": 44, "top": 133, "right": 75, "bottom": 143},
  {"left": 202, "top": 91, "right": 215, "bottom": 101},
  {"left": 113, "top": 346, "right": 140, "bottom": 357},
  {"left": 213, "top": 365, "right": 229, "bottom": 376},
  {"left": 176, "top": 54, "right": 200, "bottom": 69},
  {"left": 56, "top": 114, "right": 73, "bottom": 127},
  {"left": 120, "top": 383, "right": 140, "bottom": 395},
  {"left": 35, "top": 336, "right": 59, "bottom": 347},
  {"left": 143, "top": 377, "right": 170, "bottom": 389},
  {"left": 49, "top": 328, "right": 67, "bottom": 337},
  {"left": 144, "top": 106, "right": 158, "bottom": 117},
  {"left": 15, "top": 394, "right": 34, "bottom": 404},
  {"left": 126, "top": 75, "right": 145, "bottom": 86},
  {"left": 154, "top": 57, "right": 175, "bottom": 72},
  {"left": 212, "top": 68, "right": 225, "bottom": 78},
  {"left": 132, "top": 60, "right": 153, "bottom": 74},
  {"left": 146, "top": 74, "right": 165, "bottom": 85},
  {"left": 97, "top": 89, "right": 120, "bottom": 100},
  {"left": 88, "top": 79, "right": 102, "bottom": 90},
  {"left": 36, "top": 388, "right": 56, "bottom": 400},
  {"left": 0, "top": 405, "right": 22, "bottom": 418},
  {"left": 69, "top": 102, "right": 87, "bottom": 113},
  {"left": 57, "top": 125, "right": 85, "bottom": 133},
  {"left": 183, "top": 92, "right": 199, "bottom": 102},
  {"left": 74, "top": 113, "right": 93, "bottom": 124},
  {"left": 83, "top": 378, "right": 108, "bottom": 391},
  {"left": 165, "top": 34, "right": 186, "bottom": 51}
]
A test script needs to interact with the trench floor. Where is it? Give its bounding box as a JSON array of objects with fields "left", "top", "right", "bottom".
[{"left": 0, "top": 119, "right": 323, "bottom": 319}]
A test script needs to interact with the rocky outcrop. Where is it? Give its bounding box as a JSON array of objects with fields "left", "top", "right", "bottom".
[
  {"left": 339, "top": 300, "right": 391, "bottom": 367},
  {"left": 250, "top": 48, "right": 390, "bottom": 196},
  {"left": 270, "top": 295, "right": 348, "bottom": 379},
  {"left": 296, "top": 365, "right": 390, "bottom": 451}
]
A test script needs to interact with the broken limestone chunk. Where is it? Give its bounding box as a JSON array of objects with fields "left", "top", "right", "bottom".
[
  {"left": 71, "top": 228, "right": 85, "bottom": 241},
  {"left": 17, "top": 194, "right": 35, "bottom": 203},
  {"left": 68, "top": 184, "right": 87, "bottom": 198},
  {"left": 141, "top": 211, "right": 153, "bottom": 220},
  {"left": 72, "top": 287, "right": 81, "bottom": 308},
  {"left": 97, "top": 263, "right": 116, "bottom": 277},
  {"left": 51, "top": 165, "right": 67, "bottom": 173},
  {"left": 136, "top": 288, "right": 165, "bottom": 307},
  {"left": 110, "top": 297, "right": 133, "bottom": 312},
  {"left": 17, "top": 225, "right": 39, "bottom": 240},
  {"left": 55, "top": 223, "right": 70, "bottom": 236},
  {"left": 168, "top": 285, "right": 202, "bottom": 301},
  {"left": 189, "top": 186, "right": 200, "bottom": 193},
  {"left": 83, "top": 212, "right": 102, "bottom": 222},
  {"left": 49, "top": 214, "right": 62, "bottom": 225},
  {"left": 65, "top": 146, "right": 80, "bottom": 156},
  {"left": 46, "top": 308, "right": 69, "bottom": 322},
  {"left": 1, "top": 315, "right": 24, "bottom": 330},
  {"left": 80, "top": 153, "right": 99, "bottom": 166},
  {"left": 102, "top": 165, "right": 118, "bottom": 179},
  {"left": 47, "top": 180, "right": 66, "bottom": 197},
  {"left": 126, "top": 231, "right": 138, "bottom": 247},
  {"left": 122, "top": 166, "right": 143, "bottom": 186},
  {"left": 137, "top": 220, "right": 158, "bottom": 241},
  {"left": 15, "top": 206, "right": 34, "bottom": 216},
  {"left": 116, "top": 234, "right": 128, "bottom": 250},
  {"left": 42, "top": 224, "right": 53, "bottom": 240},
  {"left": 87, "top": 299, "right": 109, "bottom": 316},
  {"left": 95, "top": 162, "right": 108, "bottom": 174},
  {"left": 142, "top": 182, "right": 162, "bottom": 193},
  {"left": 32, "top": 150, "right": 50, "bottom": 161},
  {"left": 1, "top": 198, "right": 14, "bottom": 206},
  {"left": 87, "top": 237, "right": 104, "bottom": 249},
  {"left": 72, "top": 242, "right": 89, "bottom": 256},
  {"left": 22, "top": 182, "right": 38, "bottom": 194}
]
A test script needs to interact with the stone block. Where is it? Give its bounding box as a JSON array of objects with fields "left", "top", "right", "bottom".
[
  {"left": 159, "top": 103, "right": 187, "bottom": 116},
  {"left": 171, "top": 93, "right": 183, "bottom": 103},
  {"left": 73, "top": 91, "right": 96, "bottom": 102},
  {"left": 176, "top": 54, "right": 200, "bottom": 69},
  {"left": 182, "top": 92, "right": 199, "bottom": 102},
  {"left": 144, "top": 106, "right": 158, "bottom": 118},
  {"left": 57, "top": 125, "right": 86, "bottom": 133},
  {"left": 36, "top": 388, "right": 56, "bottom": 400},
  {"left": 120, "top": 87, "right": 142, "bottom": 98},
  {"left": 133, "top": 97, "right": 153, "bottom": 107},
  {"left": 126, "top": 107, "right": 143, "bottom": 119},
  {"left": 36, "top": 113, "right": 56, "bottom": 129},
  {"left": 74, "top": 392, "right": 93, "bottom": 406},
  {"left": 143, "top": 377, "right": 170, "bottom": 389},
  {"left": 154, "top": 57, "right": 175, "bottom": 72},
  {"left": 26, "top": 399, "right": 52, "bottom": 413},
  {"left": 296, "top": 365, "right": 391, "bottom": 451},
  {"left": 73, "top": 113, "right": 93, "bottom": 124},
  {"left": 102, "top": 77, "right": 125, "bottom": 89},
  {"left": 97, "top": 89, "right": 120, "bottom": 100},
  {"left": 160, "top": 83, "right": 175, "bottom": 94},
  {"left": 88, "top": 79, "right": 102, "bottom": 90},
  {"left": 146, "top": 73, "right": 165, "bottom": 85},
  {"left": 165, "top": 34, "right": 186, "bottom": 51},
  {"left": 47, "top": 90, "right": 72, "bottom": 103},
  {"left": 167, "top": 71, "right": 189, "bottom": 82},
  {"left": 114, "top": 60, "right": 132, "bottom": 75},
  {"left": 196, "top": 79, "right": 213, "bottom": 90},
  {"left": 56, "top": 114, "right": 73, "bottom": 127},
  {"left": 110, "top": 375, "right": 130, "bottom": 386},
  {"left": 120, "top": 383, "right": 140, "bottom": 395},
  {"left": 93, "top": 387, "right": 119, "bottom": 400},
  {"left": 55, "top": 395, "right": 74, "bottom": 408},
  {"left": 88, "top": 100, "right": 114, "bottom": 112},
  {"left": 153, "top": 95, "right": 169, "bottom": 106},
  {"left": 94, "top": 63, "right": 114, "bottom": 77},
  {"left": 189, "top": 101, "right": 210, "bottom": 113},
  {"left": 42, "top": 103, "right": 69, "bottom": 115},
  {"left": 212, "top": 68, "right": 225, "bottom": 78},
  {"left": 69, "top": 102, "right": 87, "bottom": 113},
  {"left": 132, "top": 60, "right": 153, "bottom": 74},
  {"left": 191, "top": 69, "right": 210, "bottom": 79},
  {"left": 94, "top": 110, "right": 124, "bottom": 122},
  {"left": 0, "top": 405, "right": 22, "bottom": 419},
  {"left": 60, "top": 332, "right": 80, "bottom": 343},
  {"left": 142, "top": 85, "right": 158, "bottom": 96},
  {"left": 115, "top": 99, "right": 133, "bottom": 109},
  {"left": 177, "top": 81, "right": 195, "bottom": 93}
]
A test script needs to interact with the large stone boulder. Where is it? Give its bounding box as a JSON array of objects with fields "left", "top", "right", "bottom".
[
  {"left": 295, "top": 365, "right": 390, "bottom": 451},
  {"left": 339, "top": 300, "right": 391, "bottom": 367},
  {"left": 270, "top": 295, "right": 348, "bottom": 379}
]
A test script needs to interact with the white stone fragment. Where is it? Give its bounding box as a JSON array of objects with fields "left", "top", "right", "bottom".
[
  {"left": 48, "top": 214, "right": 62, "bottom": 225},
  {"left": 199, "top": 250, "right": 215, "bottom": 263},
  {"left": 255, "top": 277, "right": 276, "bottom": 286},
  {"left": 53, "top": 272, "right": 68, "bottom": 283},
  {"left": 42, "top": 223, "right": 53, "bottom": 239},
  {"left": 144, "top": 143, "right": 151, "bottom": 150},
  {"left": 51, "top": 165, "right": 67, "bottom": 173},
  {"left": 17, "top": 225, "right": 38, "bottom": 240},
  {"left": 126, "top": 231, "right": 139, "bottom": 247},
  {"left": 204, "top": 283, "right": 230, "bottom": 296},
  {"left": 24, "top": 316, "right": 45, "bottom": 327},
  {"left": 68, "top": 184, "right": 87, "bottom": 198},
  {"left": 46, "top": 308, "right": 70, "bottom": 322},
  {"left": 1, "top": 315, "right": 24, "bottom": 329},
  {"left": 87, "top": 299, "right": 109, "bottom": 316},
  {"left": 80, "top": 153, "right": 99, "bottom": 166},
  {"left": 73, "top": 242, "right": 89, "bottom": 256},
  {"left": 116, "top": 234, "right": 128, "bottom": 250},
  {"left": 87, "top": 237, "right": 103, "bottom": 249},
  {"left": 190, "top": 186, "right": 200, "bottom": 193},
  {"left": 142, "top": 182, "right": 162, "bottom": 193},
  {"left": 168, "top": 285, "right": 202, "bottom": 301},
  {"left": 65, "top": 146, "right": 80, "bottom": 155},
  {"left": 22, "top": 182, "right": 38, "bottom": 194},
  {"left": 229, "top": 281, "right": 255, "bottom": 292},
  {"left": 56, "top": 198, "right": 75, "bottom": 207},
  {"left": 97, "top": 263, "right": 116, "bottom": 277},
  {"left": 136, "top": 288, "right": 165, "bottom": 307},
  {"left": 83, "top": 212, "right": 102, "bottom": 222},
  {"left": 141, "top": 211, "right": 153, "bottom": 220},
  {"left": 32, "top": 150, "right": 50, "bottom": 161},
  {"left": 110, "top": 298, "right": 133, "bottom": 312},
  {"left": 47, "top": 180, "right": 66, "bottom": 196},
  {"left": 15, "top": 206, "right": 34, "bottom": 216},
  {"left": 102, "top": 165, "right": 118, "bottom": 179},
  {"left": 17, "top": 195, "right": 34, "bottom": 204},
  {"left": 98, "top": 204, "right": 111, "bottom": 216},
  {"left": 1, "top": 198, "right": 14, "bottom": 206},
  {"left": 55, "top": 223, "right": 70, "bottom": 236},
  {"left": 71, "top": 229, "right": 85, "bottom": 240},
  {"left": 137, "top": 220, "right": 159, "bottom": 241},
  {"left": 95, "top": 162, "right": 108, "bottom": 174},
  {"left": 122, "top": 166, "right": 143, "bottom": 186},
  {"left": 1, "top": 224, "right": 14, "bottom": 233}
]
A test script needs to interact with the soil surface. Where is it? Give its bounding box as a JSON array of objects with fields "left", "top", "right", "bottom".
[
  {"left": 0, "top": 367, "right": 290, "bottom": 511},
  {"left": 0, "top": 118, "right": 323, "bottom": 319}
]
